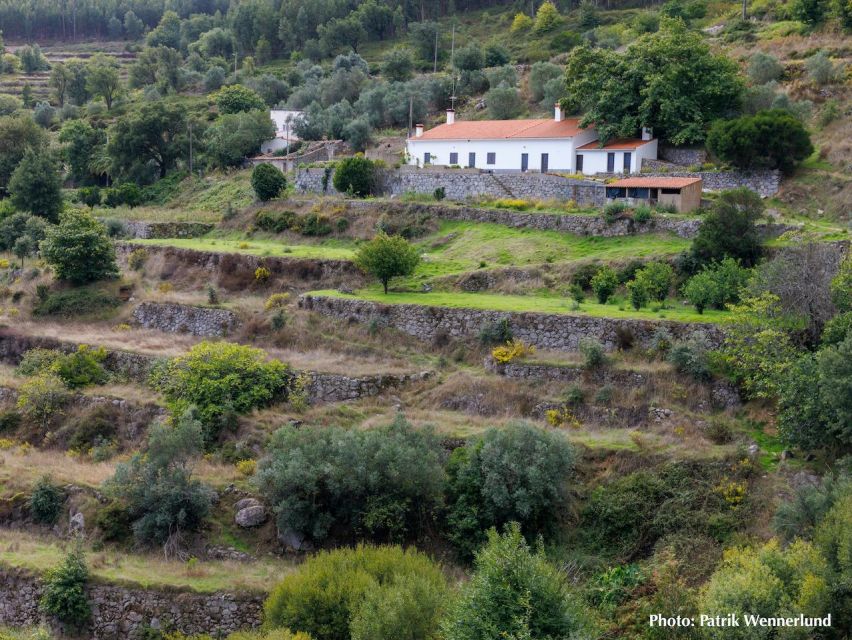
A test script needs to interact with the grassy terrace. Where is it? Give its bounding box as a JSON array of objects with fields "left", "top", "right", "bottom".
[
  {"left": 307, "top": 289, "right": 728, "bottom": 323},
  {"left": 131, "top": 236, "right": 356, "bottom": 260},
  {"left": 0, "top": 529, "right": 291, "bottom": 593}
]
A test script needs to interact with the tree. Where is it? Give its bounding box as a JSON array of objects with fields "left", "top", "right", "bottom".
[
  {"left": 591, "top": 265, "right": 619, "bottom": 303},
  {"left": 563, "top": 18, "right": 743, "bottom": 144},
  {"left": 108, "top": 102, "right": 186, "bottom": 179},
  {"left": 13, "top": 235, "right": 34, "bottom": 267},
  {"left": 354, "top": 233, "right": 420, "bottom": 294},
  {"left": 484, "top": 43, "right": 511, "bottom": 67},
  {"left": 59, "top": 119, "right": 106, "bottom": 185},
  {"left": 150, "top": 341, "right": 290, "bottom": 445},
  {"left": 779, "top": 335, "right": 852, "bottom": 455},
  {"left": 633, "top": 262, "right": 674, "bottom": 303},
  {"left": 682, "top": 258, "right": 750, "bottom": 313},
  {"left": 445, "top": 423, "right": 575, "bottom": 559},
  {"left": 831, "top": 255, "right": 852, "bottom": 313},
  {"left": 691, "top": 188, "right": 764, "bottom": 267},
  {"left": 40, "top": 209, "right": 119, "bottom": 285},
  {"left": 319, "top": 15, "right": 367, "bottom": 54},
  {"left": 454, "top": 43, "right": 484, "bottom": 72},
  {"left": 442, "top": 524, "right": 590, "bottom": 640},
  {"left": 214, "top": 84, "right": 266, "bottom": 114},
  {"left": 333, "top": 156, "right": 377, "bottom": 197},
  {"left": 747, "top": 52, "right": 784, "bottom": 85},
  {"left": 205, "top": 110, "right": 274, "bottom": 168},
  {"left": 486, "top": 85, "right": 522, "bottom": 119},
  {"left": 49, "top": 62, "right": 72, "bottom": 107},
  {"left": 105, "top": 409, "right": 213, "bottom": 547},
  {"left": 40, "top": 547, "right": 91, "bottom": 630},
  {"left": 8, "top": 148, "right": 62, "bottom": 222},
  {"left": 805, "top": 50, "right": 840, "bottom": 85},
  {"left": 146, "top": 10, "right": 181, "bottom": 49},
  {"left": 251, "top": 163, "right": 287, "bottom": 201},
  {"left": 0, "top": 113, "right": 47, "bottom": 190},
  {"left": 408, "top": 21, "right": 444, "bottom": 62},
  {"left": 86, "top": 54, "right": 121, "bottom": 110},
  {"left": 707, "top": 110, "right": 813, "bottom": 174},
  {"left": 382, "top": 47, "right": 414, "bottom": 82},
  {"left": 700, "top": 539, "right": 831, "bottom": 639},
  {"left": 529, "top": 61, "right": 562, "bottom": 103},
  {"left": 30, "top": 475, "right": 64, "bottom": 524},
  {"left": 256, "top": 417, "right": 444, "bottom": 544},
  {"left": 533, "top": 1, "right": 560, "bottom": 33},
  {"left": 265, "top": 545, "right": 448, "bottom": 640},
  {"left": 791, "top": 0, "right": 828, "bottom": 24},
  {"left": 17, "top": 44, "right": 49, "bottom": 74},
  {"left": 65, "top": 59, "right": 90, "bottom": 106},
  {"left": 124, "top": 10, "right": 145, "bottom": 40}
]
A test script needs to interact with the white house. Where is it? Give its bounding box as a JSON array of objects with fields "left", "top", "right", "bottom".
[
  {"left": 406, "top": 106, "right": 657, "bottom": 175},
  {"left": 260, "top": 109, "right": 303, "bottom": 155}
]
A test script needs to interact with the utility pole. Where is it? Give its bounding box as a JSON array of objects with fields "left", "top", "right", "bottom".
[
  {"left": 742, "top": 0, "right": 747, "bottom": 20},
  {"left": 188, "top": 120, "right": 193, "bottom": 175},
  {"left": 433, "top": 30, "right": 438, "bottom": 73},
  {"left": 234, "top": 51, "right": 238, "bottom": 75},
  {"left": 408, "top": 96, "right": 413, "bottom": 137}
]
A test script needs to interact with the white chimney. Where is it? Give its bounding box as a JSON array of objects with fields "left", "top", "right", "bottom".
[
  {"left": 415, "top": 124, "right": 423, "bottom": 138},
  {"left": 641, "top": 127, "right": 653, "bottom": 141},
  {"left": 554, "top": 103, "right": 562, "bottom": 122},
  {"left": 446, "top": 109, "right": 455, "bottom": 125}
]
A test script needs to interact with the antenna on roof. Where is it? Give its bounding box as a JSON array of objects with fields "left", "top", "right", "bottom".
[{"left": 449, "top": 24, "right": 457, "bottom": 111}]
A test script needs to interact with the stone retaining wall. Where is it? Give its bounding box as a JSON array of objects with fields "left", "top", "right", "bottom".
[
  {"left": 116, "top": 243, "right": 364, "bottom": 292},
  {"left": 658, "top": 145, "right": 707, "bottom": 167},
  {"left": 133, "top": 302, "right": 240, "bottom": 337},
  {"left": 295, "top": 166, "right": 781, "bottom": 201},
  {"left": 0, "top": 566, "right": 263, "bottom": 639},
  {"left": 299, "top": 295, "right": 725, "bottom": 352},
  {"left": 108, "top": 220, "right": 215, "bottom": 239},
  {"left": 0, "top": 330, "right": 426, "bottom": 405}
]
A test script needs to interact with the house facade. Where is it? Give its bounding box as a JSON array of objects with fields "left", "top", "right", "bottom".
[
  {"left": 260, "top": 109, "right": 303, "bottom": 154},
  {"left": 406, "top": 106, "right": 657, "bottom": 176},
  {"left": 605, "top": 177, "right": 703, "bottom": 213}
]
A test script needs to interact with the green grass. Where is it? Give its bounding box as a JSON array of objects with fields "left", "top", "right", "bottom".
[
  {"left": 130, "top": 237, "right": 357, "bottom": 260},
  {"left": 0, "top": 529, "right": 291, "bottom": 594},
  {"left": 308, "top": 289, "right": 728, "bottom": 323}
]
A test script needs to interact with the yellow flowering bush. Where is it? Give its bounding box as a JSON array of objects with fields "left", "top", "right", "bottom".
[
  {"left": 545, "top": 406, "right": 581, "bottom": 429},
  {"left": 254, "top": 266, "right": 271, "bottom": 282},
  {"left": 236, "top": 459, "right": 257, "bottom": 477},
  {"left": 491, "top": 339, "right": 535, "bottom": 364},
  {"left": 264, "top": 292, "right": 290, "bottom": 310}
]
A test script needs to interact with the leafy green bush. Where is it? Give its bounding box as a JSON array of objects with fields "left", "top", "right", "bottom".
[
  {"left": 682, "top": 257, "right": 751, "bottom": 313},
  {"left": 30, "top": 475, "right": 64, "bottom": 525},
  {"left": 150, "top": 341, "right": 290, "bottom": 446},
  {"left": 441, "top": 523, "right": 590, "bottom": 640},
  {"left": 215, "top": 84, "right": 266, "bottom": 114},
  {"left": 103, "top": 183, "right": 143, "bottom": 208},
  {"left": 16, "top": 374, "right": 70, "bottom": 430},
  {"left": 17, "top": 345, "right": 108, "bottom": 389},
  {"left": 822, "top": 312, "right": 852, "bottom": 347},
  {"left": 572, "top": 263, "right": 602, "bottom": 290},
  {"left": 590, "top": 265, "right": 619, "bottom": 303},
  {"left": 603, "top": 200, "right": 627, "bottom": 223},
  {"left": 633, "top": 205, "right": 652, "bottom": 223},
  {"left": 264, "top": 544, "right": 448, "bottom": 640},
  {"left": 445, "top": 423, "right": 575, "bottom": 558},
  {"left": 67, "top": 405, "right": 118, "bottom": 452},
  {"left": 580, "top": 337, "right": 607, "bottom": 368},
  {"left": 691, "top": 188, "right": 764, "bottom": 268},
  {"left": 632, "top": 261, "right": 674, "bottom": 303},
  {"left": 353, "top": 233, "right": 420, "bottom": 294},
  {"left": 251, "top": 164, "right": 287, "bottom": 201},
  {"left": 76, "top": 186, "right": 101, "bottom": 208},
  {"left": 256, "top": 417, "right": 444, "bottom": 544},
  {"left": 40, "top": 547, "right": 91, "bottom": 629},
  {"left": 94, "top": 501, "right": 132, "bottom": 542},
  {"left": 254, "top": 209, "right": 297, "bottom": 233},
  {"left": 40, "top": 210, "right": 119, "bottom": 285},
  {"left": 667, "top": 332, "right": 712, "bottom": 382},
  {"left": 332, "top": 156, "right": 376, "bottom": 197},
  {"left": 478, "top": 318, "right": 513, "bottom": 346},
  {"left": 298, "top": 213, "right": 332, "bottom": 236},
  {"left": 105, "top": 410, "right": 213, "bottom": 546}
]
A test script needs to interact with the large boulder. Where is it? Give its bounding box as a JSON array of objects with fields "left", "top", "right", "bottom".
[{"left": 235, "top": 505, "right": 267, "bottom": 528}]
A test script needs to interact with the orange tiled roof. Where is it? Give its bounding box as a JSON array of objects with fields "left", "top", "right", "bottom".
[
  {"left": 577, "top": 138, "right": 654, "bottom": 151},
  {"left": 609, "top": 177, "right": 702, "bottom": 189},
  {"left": 415, "top": 118, "right": 583, "bottom": 140}
]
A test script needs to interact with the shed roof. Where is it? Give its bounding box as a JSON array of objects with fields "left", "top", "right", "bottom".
[
  {"left": 414, "top": 118, "right": 583, "bottom": 140},
  {"left": 577, "top": 138, "right": 654, "bottom": 151},
  {"left": 608, "top": 177, "right": 702, "bottom": 189}
]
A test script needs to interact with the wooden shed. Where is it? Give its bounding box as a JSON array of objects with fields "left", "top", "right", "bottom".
[{"left": 604, "top": 176, "right": 703, "bottom": 213}]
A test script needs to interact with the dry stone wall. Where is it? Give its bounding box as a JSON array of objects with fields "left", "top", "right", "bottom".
[
  {"left": 133, "top": 302, "right": 239, "bottom": 337},
  {"left": 299, "top": 295, "right": 725, "bottom": 351},
  {"left": 0, "top": 567, "right": 263, "bottom": 639},
  {"left": 108, "top": 220, "right": 215, "bottom": 239}
]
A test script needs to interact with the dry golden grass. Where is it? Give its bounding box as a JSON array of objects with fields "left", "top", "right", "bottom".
[{"left": 0, "top": 448, "right": 116, "bottom": 490}]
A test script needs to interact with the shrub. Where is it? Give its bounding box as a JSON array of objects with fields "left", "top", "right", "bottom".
[
  {"left": 95, "top": 501, "right": 132, "bottom": 542},
  {"left": 17, "top": 374, "right": 70, "bottom": 430},
  {"left": 264, "top": 293, "right": 291, "bottom": 310},
  {"left": 627, "top": 278, "right": 650, "bottom": 310},
  {"left": 510, "top": 12, "right": 533, "bottom": 32},
  {"left": 251, "top": 164, "right": 287, "bottom": 201},
  {"left": 299, "top": 213, "right": 332, "bottom": 236},
  {"left": 235, "top": 459, "right": 256, "bottom": 477},
  {"left": 579, "top": 337, "right": 607, "bottom": 369},
  {"left": 691, "top": 188, "right": 764, "bottom": 268},
  {"left": 485, "top": 85, "right": 522, "bottom": 120},
  {"left": 433, "top": 186, "right": 445, "bottom": 201},
  {"left": 264, "top": 544, "right": 448, "bottom": 640},
  {"left": 54, "top": 345, "right": 108, "bottom": 389},
  {"left": 821, "top": 312, "right": 852, "bottom": 347},
  {"left": 706, "top": 110, "right": 813, "bottom": 174},
  {"left": 30, "top": 475, "right": 64, "bottom": 525},
  {"left": 445, "top": 422, "right": 575, "bottom": 558},
  {"left": 441, "top": 524, "right": 589, "bottom": 640},
  {"left": 215, "top": 84, "right": 265, "bottom": 114},
  {"left": 594, "top": 385, "right": 614, "bottom": 405},
  {"left": 256, "top": 417, "right": 444, "bottom": 544},
  {"left": 478, "top": 318, "right": 513, "bottom": 346},
  {"left": 333, "top": 156, "right": 376, "bottom": 197},
  {"left": 572, "top": 263, "right": 602, "bottom": 290},
  {"left": 633, "top": 205, "right": 652, "bottom": 223},
  {"left": 40, "top": 210, "right": 119, "bottom": 285},
  {"left": 667, "top": 332, "right": 712, "bottom": 382},
  {"left": 150, "top": 342, "right": 290, "bottom": 446},
  {"left": 127, "top": 247, "right": 148, "bottom": 270},
  {"left": 105, "top": 410, "right": 213, "bottom": 546},
  {"left": 805, "top": 50, "right": 840, "bottom": 85},
  {"left": 747, "top": 52, "right": 784, "bottom": 85},
  {"left": 590, "top": 265, "right": 619, "bottom": 303},
  {"left": 533, "top": 0, "right": 560, "bottom": 33},
  {"left": 33, "top": 287, "right": 120, "bottom": 318},
  {"left": 40, "top": 547, "right": 91, "bottom": 629},
  {"left": 254, "top": 209, "right": 296, "bottom": 233},
  {"left": 76, "top": 186, "right": 101, "bottom": 208},
  {"left": 254, "top": 266, "right": 271, "bottom": 283},
  {"left": 704, "top": 417, "right": 734, "bottom": 444},
  {"left": 491, "top": 339, "right": 535, "bottom": 364},
  {"left": 103, "top": 183, "right": 142, "bottom": 207},
  {"left": 603, "top": 201, "right": 627, "bottom": 223},
  {"left": 682, "top": 257, "right": 750, "bottom": 313},
  {"left": 353, "top": 233, "right": 420, "bottom": 294},
  {"left": 633, "top": 262, "right": 674, "bottom": 303},
  {"left": 67, "top": 405, "right": 118, "bottom": 452}
]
